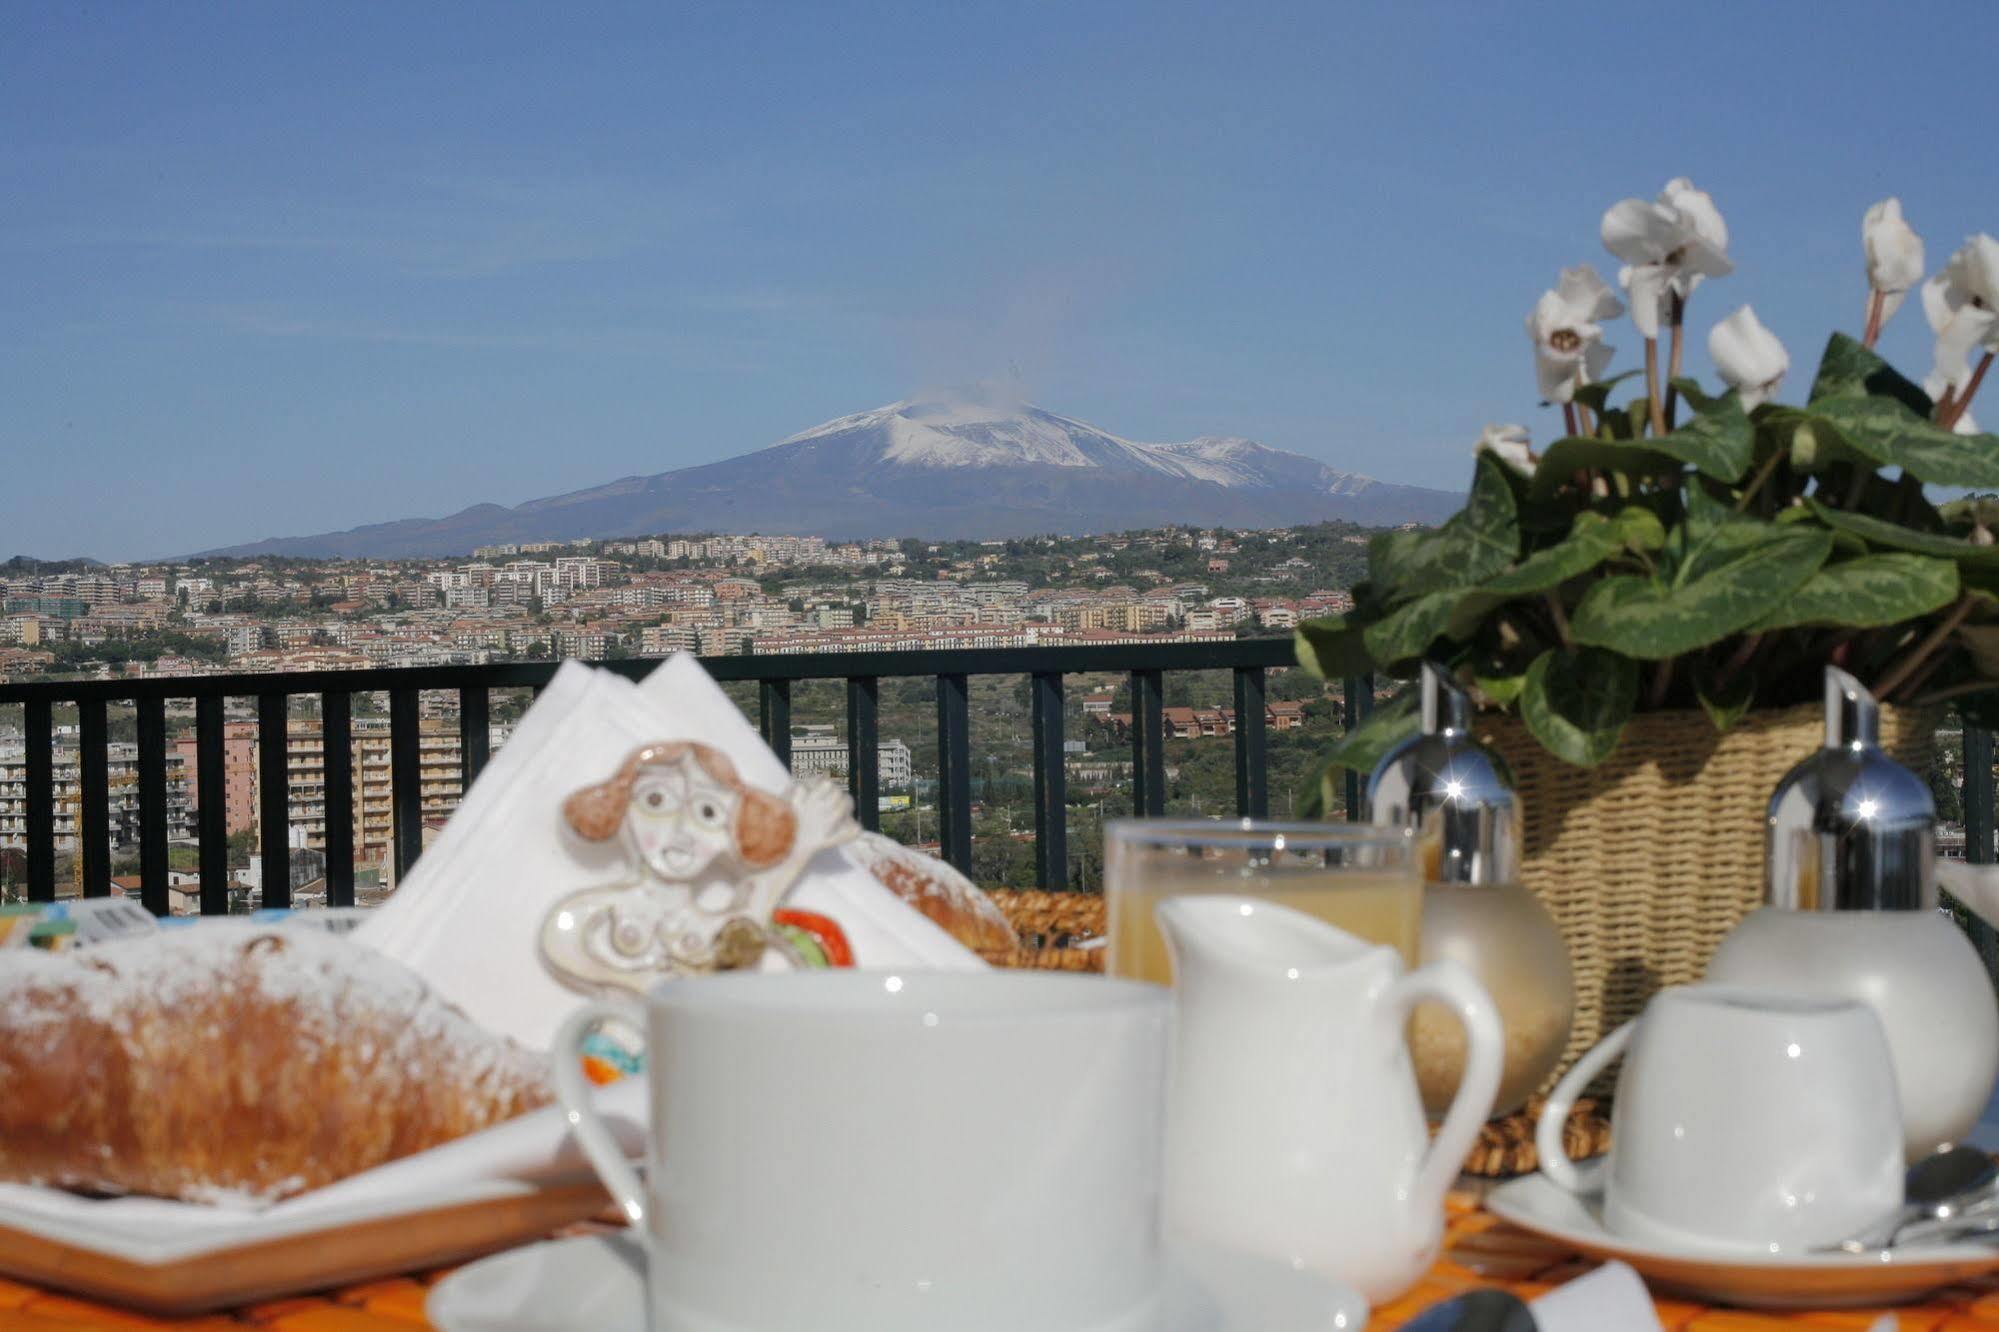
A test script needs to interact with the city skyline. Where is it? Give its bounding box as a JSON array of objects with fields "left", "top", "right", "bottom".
[{"left": 5, "top": 2, "right": 1988, "bottom": 558}]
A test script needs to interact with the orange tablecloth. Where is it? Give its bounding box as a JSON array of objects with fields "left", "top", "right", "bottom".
[{"left": 12, "top": 1198, "right": 1999, "bottom": 1330}]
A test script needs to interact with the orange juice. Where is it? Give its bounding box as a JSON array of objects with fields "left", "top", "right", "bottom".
[{"left": 1106, "top": 864, "right": 1422, "bottom": 984}]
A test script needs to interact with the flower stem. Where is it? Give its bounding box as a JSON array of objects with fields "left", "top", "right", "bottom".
[
  {"left": 1875, "top": 592, "right": 1976, "bottom": 701},
  {"left": 1939, "top": 351, "right": 1995, "bottom": 432},
  {"left": 1643, "top": 337, "right": 1666, "bottom": 437},
  {"left": 1544, "top": 593, "right": 1572, "bottom": 649},
  {"left": 1715, "top": 633, "right": 1763, "bottom": 693},
  {"left": 1735, "top": 449, "right": 1784, "bottom": 512},
  {"left": 1562, "top": 403, "right": 1579, "bottom": 438},
  {"left": 1862, "top": 289, "right": 1886, "bottom": 349},
  {"left": 1662, "top": 293, "right": 1686, "bottom": 430},
  {"left": 1648, "top": 657, "right": 1674, "bottom": 709},
  {"left": 1913, "top": 679, "right": 1999, "bottom": 708}
]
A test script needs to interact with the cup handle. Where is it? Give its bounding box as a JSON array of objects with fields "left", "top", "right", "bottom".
[
  {"left": 1535, "top": 1019, "right": 1634, "bottom": 1196},
  {"left": 1386, "top": 959, "right": 1503, "bottom": 1219},
  {"left": 551, "top": 1000, "right": 650, "bottom": 1225}
]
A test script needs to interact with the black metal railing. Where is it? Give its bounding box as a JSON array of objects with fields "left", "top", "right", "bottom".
[{"left": 0, "top": 640, "right": 1309, "bottom": 912}]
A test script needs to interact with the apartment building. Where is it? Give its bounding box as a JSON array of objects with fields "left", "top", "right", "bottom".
[
  {"left": 788, "top": 729, "right": 915, "bottom": 790},
  {"left": 174, "top": 718, "right": 258, "bottom": 835},
  {"left": 0, "top": 741, "right": 194, "bottom": 855},
  {"left": 284, "top": 717, "right": 465, "bottom": 871}
]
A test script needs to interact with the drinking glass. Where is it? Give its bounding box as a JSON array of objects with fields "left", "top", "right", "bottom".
[{"left": 1104, "top": 819, "right": 1419, "bottom": 984}]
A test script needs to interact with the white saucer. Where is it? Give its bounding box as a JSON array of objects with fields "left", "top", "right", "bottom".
[
  {"left": 1488, "top": 1173, "right": 1999, "bottom": 1309},
  {"left": 427, "top": 1230, "right": 1367, "bottom": 1331}
]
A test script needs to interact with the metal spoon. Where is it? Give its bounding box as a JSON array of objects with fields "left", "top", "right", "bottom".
[
  {"left": 1827, "top": 1144, "right": 1999, "bottom": 1253},
  {"left": 1400, "top": 1289, "right": 1536, "bottom": 1332}
]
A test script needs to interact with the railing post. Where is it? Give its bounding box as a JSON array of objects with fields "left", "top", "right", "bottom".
[
  {"left": 135, "top": 696, "right": 168, "bottom": 916},
  {"left": 459, "top": 685, "right": 490, "bottom": 788},
  {"left": 24, "top": 698, "right": 52, "bottom": 903},
  {"left": 323, "top": 691, "right": 355, "bottom": 908},
  {"left": 935, "top": 673, "right": 972, "bottom": 873},
  {"left": 1233, "top": 666, "right": 1268, "bottom": 818},
  {"left": 1341, "top": 674, "right": 1374, "bottom": 819},
  {"left": 195, "top": 695, "right": 229, "bottom": 915},
  {"left": 258, "top": 693, "right": 291, "bottom": 909},
  {"left": 78, "top": 698, "right": 109, "bottom": 898},
  {"left": 1962, "top": 724, "right": 1998, "bottom": 978},
  {"left": 1032, "top": 671, "right": 1067, "bottom": 889},
  {"left": 1130, "top": 669, "right": 1165, "bottom": 817},
  {"left": 846, "top": 677, "right": 879, "bottom": 833},
  {"left": 390, "top": 687, "right": 422, "bottom": 885},
  {"left": 760, "top": 680, "right": 792, "bottom": 771}
]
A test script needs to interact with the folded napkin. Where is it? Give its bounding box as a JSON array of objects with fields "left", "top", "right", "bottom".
[{"left": 354, "top": 654, "right": 982, "bottom": 1049}]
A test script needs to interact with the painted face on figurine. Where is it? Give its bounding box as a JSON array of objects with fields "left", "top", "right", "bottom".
[{"left": 538, "top": 740, "right": 859, "bottom": 995}]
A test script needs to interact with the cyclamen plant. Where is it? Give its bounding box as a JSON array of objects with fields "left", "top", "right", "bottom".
[{"left": 1298, "top": 179, "right": 1999, "bottom": 790}]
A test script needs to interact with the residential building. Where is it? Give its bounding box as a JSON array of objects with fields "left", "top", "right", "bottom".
[
  {"left": 0, "top": 741, "right": 193, "bottom": 857},
  {"left": 788, "top": 728, "right": 915, "bottom": 788},
  {"left": 174, "top": 718, "right": 258, "bottom": 835}
]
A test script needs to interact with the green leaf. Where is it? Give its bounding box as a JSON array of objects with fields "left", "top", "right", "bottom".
[
  {"left": 1808, "top": 332, "right": 1934, "bottom": 416},
  {"left": 1669, "top": 376, "right": 1725, "bottom": 416},
  {"left": 1482, "top": 511, "right": 1623, "bottom": 596},
  {"left": 1528, "top": 437, "right": 1681, "bottom": 498},
  {"left": 1314, "top": 688, "right": 1419, "bottom": 776},
  {"left": 1612, "top": 506, "right": 1666, "bottom": 552},
  {"left": 1369, "top": 453, "right": 1520, "bottom": 602},
  {"left": 1521, "top": 648, "right": 1637, "bottom": 767},
  {"left": 1571, "top": 522, "right": 1834, "bottom": 659},
  {"left": 1805, "top": 395, "right": 1999, "bottom": 489},
  {"left": 1805, "top": 501, "right": 1999, "bottom": 569},
  {"left": 1748, "top": 554, "right": 1959, "bottom": 631},
  {"left": 1294, "top": 617, "right": 1375, "bottom": 680},
  {"left": 1474, "top": 670, "right": 1526, "bottom": 707},
  {"left": 1571, "top": 371, "right": 1642, "bottom": 415},
  {"left": 1693, "top": 662, "right": 1756, "bottom": 734},
  {"left": 1362, "top": 590, "right": 1459, "bottom": 665},
  {"left": 1647, "top": 390, "right": 1755, "bottom": 482}
]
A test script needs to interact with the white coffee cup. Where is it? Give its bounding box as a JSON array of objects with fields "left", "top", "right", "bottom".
[
  {"left": 553, "top": 969, "right": 1171, "bottom": 1332},
  {"left": 1536, "top": 984, "right": 1903, "bottom": 1253}
]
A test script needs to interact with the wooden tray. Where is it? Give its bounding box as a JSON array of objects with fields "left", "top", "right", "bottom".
[{"left": 0, "top": 1178, "right": 610, "bottom": 1316}]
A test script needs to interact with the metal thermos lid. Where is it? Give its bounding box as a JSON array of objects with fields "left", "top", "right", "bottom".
[
  {"left": 1765, "top": 666, "right": 1934, "bottom": 912},
  {"left": 1365, "top": 663, "right": 1520, "bottom": 886}
]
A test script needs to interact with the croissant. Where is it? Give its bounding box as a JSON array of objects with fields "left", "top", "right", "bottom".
[{"left": 0, "top": 924, "right": 551, "bottom": 1204}]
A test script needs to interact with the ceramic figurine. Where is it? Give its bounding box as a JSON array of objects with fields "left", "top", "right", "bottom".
[
  {"left": 1705, "top": 667, "right": 1999, "bottom": 1159},
  {"left": 538, "top": 740, "right": 861, "bottom": 997}
]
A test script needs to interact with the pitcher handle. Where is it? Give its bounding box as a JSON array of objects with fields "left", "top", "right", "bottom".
[
  {"left": 1536, "top": 1019, "right": 1634, "bottom": 1196},
  {"left": 551, "top": 1000, "right": 650, "bottom": 1225},
  {"left": 1386, "top": 959, "right": 1502, "bottom": 1218}
]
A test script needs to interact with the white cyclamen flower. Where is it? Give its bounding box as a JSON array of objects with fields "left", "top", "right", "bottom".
[
  {"left": 1922, "top": 234, "right": 1999, "bottom": 428},
  {"left": 1601, "top": 177, "right": 1734, "bottom": 338},
  {"left": 1707, "top": 305, "right": 1789, "bottom": 409},
  {"left": 1526, "top": 265, "right": 1623, "bottom": 403},
  {"left": 1862, "top": 198, "right": 1924, "bottom": 324},
  {"left": 1477, "top": 424, "right": 1534, "bottom": 473}
]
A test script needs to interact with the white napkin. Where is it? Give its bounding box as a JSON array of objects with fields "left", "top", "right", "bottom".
[
  {"left": 354, "top": 654, "right": 981, "bottom": 1049},
  {"left": 1529, "top": 1260, "right": 1661, "bottom": 1331}
]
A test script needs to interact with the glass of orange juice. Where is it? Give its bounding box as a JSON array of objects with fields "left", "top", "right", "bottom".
[{"left": 1104, "top": 819, "right": 1419, "bottom": 985}]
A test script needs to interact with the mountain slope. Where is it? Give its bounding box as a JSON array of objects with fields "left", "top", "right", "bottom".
[{"left": 201, "top": 392, "right": 1462, "bottom": 558}]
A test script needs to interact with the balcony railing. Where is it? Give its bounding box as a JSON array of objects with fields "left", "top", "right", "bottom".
[
  {"left": 8, "top": 644, "right": 1996, "bottom": 930},
  {"left": 0, "top": 641, "right": 1319, "bottom": 913}
]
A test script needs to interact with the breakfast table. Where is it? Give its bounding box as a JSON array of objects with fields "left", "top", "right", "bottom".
[{"left": 11, "top": 1194, "right": 1999, "bottom": 1331}]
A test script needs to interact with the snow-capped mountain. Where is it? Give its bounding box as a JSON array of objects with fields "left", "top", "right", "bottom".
[{"left": 202, "top": 389, "right": 1462, "bottom": 558}]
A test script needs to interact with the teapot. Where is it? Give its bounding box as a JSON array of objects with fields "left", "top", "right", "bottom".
[{"left": 1157, "top": 895, "right": 1503, "bottom": 1303}]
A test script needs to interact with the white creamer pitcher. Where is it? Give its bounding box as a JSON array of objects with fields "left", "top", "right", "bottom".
[{"left": 1157, "top": 895, "right": 1502, "bottom": 1304}]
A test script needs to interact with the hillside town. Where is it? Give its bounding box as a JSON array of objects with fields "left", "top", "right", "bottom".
[{"left": 0, "top": 522, "right": 1373, "bottom": 681}]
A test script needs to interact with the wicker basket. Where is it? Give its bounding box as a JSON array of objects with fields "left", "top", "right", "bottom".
[
  {"left": 1475, "top": 699, "right": 1943, "bottom": 1080},
  {"left": 982, "top": 888, "right": 1107, "bottom": 972}
]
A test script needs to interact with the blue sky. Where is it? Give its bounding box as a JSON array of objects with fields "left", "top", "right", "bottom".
[{"left": 2, "top": 1, "right": 1991, "bottom": 560}]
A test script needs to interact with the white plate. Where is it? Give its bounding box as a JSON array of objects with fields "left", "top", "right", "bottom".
[
  {"left": 427, "top": 1230, "right": 1368, "bottom": 1331},
  {"left": 1487, "top": 1173, "right": 1999, "bottom": 1309}
]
